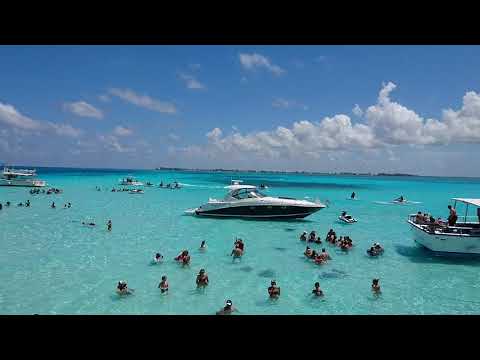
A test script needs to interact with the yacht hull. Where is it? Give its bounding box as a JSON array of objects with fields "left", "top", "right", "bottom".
[
  {"left": 194, "top": 204, "right": 322, "bottom": 219},
  {"left": 0, "top": 180, "right": 46, "bottom": 187},
  {"left": 408, "top": 220, "right": 480, "bottom": 254}
]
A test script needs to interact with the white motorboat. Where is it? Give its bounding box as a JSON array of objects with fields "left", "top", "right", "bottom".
[
  {"left": 407, "top": 198, "right": 480, "bottom": 254},
  {"left": 119, "top": 176, "right": 143, "bottom": 186},
  {"left": 186, "top": 180, "right": 326, "bottom": 219},
  {"left": 0, "top": 166, "right": 46, "bottom": 187},
  {"left": 129, "top": 189, "right": 144, "bottom": 194}
]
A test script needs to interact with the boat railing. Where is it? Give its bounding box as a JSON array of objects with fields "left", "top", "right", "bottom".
[{"left": 408, "top": 214, "right": 480, "bottom": 236}]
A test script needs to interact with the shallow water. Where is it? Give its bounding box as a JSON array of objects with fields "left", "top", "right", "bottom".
[{"left": 1, "top": 168, "right": 480, "bottom": 314}]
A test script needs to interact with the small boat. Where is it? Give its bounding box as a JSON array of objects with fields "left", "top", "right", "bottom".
[
  {"left": 129, "top": 189, "right": 144, "bottom": 194},
  {"left": 0, "top": 166, "right": 46, "bottom": 187},
  {"left": 407, "top": 198, "right": 480, "bottom": 254}
]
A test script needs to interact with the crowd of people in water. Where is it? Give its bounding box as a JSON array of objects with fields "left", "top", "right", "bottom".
[{"left": 29, "top": 187, "right": 62, "bottom": 195}]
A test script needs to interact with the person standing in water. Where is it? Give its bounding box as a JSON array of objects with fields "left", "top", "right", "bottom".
[
  {"left": 372, "top": 279, "right": 381, "bottom": 295},
  {"left": 199, "top": 241, "right": 207, "bottom": 251},
  {"left": 196, "top": 269, "right": 209, "bottom": 288},
  {"left": 51, "top": 202, "right": 56, "bottom": 208},
  {"left": 312, "top": 282, "right": 324, "bottom": 297},
  {"left": 107, "top": 220, "right": 112, "bottom": 231},
  {"left": 268, "top": 280, "right": 281, "bottom": 299},
  {"left": 351, "top": 192, "right": 356, "bottom": 199},
  {"left": 158, "top": 276, "right": 169, "bottom": 293}
]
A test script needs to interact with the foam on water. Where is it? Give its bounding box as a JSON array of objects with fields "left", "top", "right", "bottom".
[{"left": 1, "top": 169, "right": 480, "bottom": 314}]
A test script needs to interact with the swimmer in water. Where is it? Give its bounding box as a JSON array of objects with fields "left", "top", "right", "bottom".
[
  {"left": 304, "top": 246, "right": 313, "bottom": 258},
  {"left": 308, "top": 231, "right": 316, "bottom": 243},
  {"left": 312, "top": 282, "right": 324, "bottom": 297},
  {"left": 153, "top": 253, "right": 163, "bottom": 263},
  {"left": 321, "top": 248, "right": 331, "bottom": 260},
  {"left": 107, "top": 220, "right": 112, "bottom": 231},
  {"left": 216, "top": 300, "right": 236, "bottom": 315},
  {"left": 6, "top": 202, "right": 11, "bottom": 207},
  {"left": 372, "top": 279, "right": 381, "bottom": 295},
  {"left": 234, "top": 238, "right": 245, "bottom": 252},
  {"left": 68, "top": 202, "right": 71, "bottom": 208},
  {"left": 196, "top": 269, "right": 209, "bottom": 288},
  {"left": 82, "top": 221, "right": 96, "bottom": 226},
  {"left": 51, "top": 202, "right": 56, "bottom": 209},
  {"left": 116, "top": 281, "right": 133, "bottom": 296},
  {"left": 395, "top": 195, "right": 405, "bottom": 203},
  {"left": 351, "top": 192, "right": 356, "bottom": 199},
  {"left": 158, "top": 276, "right": 169, "bottom": 293},
  {"left": 199, "top": 241, "right": 207, "bottom": 251},
  {"left": 26, "top": 200, "right": 30, "bottom": 207},
  {"left": 268, "top": 280, "right": 281, "bottom": 299},
  {"left": 300, "top": 231, "right": 307, "bottom": 241}
]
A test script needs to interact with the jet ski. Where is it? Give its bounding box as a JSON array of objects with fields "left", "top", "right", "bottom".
[{"left": 338, "top": 211, "right": 357, "bottom": 224}]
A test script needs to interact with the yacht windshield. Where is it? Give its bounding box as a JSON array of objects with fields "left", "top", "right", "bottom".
[{"left": 230, "top": 188, "right": 266, "bottom": 200}]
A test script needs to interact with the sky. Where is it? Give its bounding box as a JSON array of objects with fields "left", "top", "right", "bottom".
[{"left": 1, "top": 45, "right": 480, "bottom": 176}]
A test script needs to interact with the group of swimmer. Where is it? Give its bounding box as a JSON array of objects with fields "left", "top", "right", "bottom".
[
  {"left": 50, "top": 202, "right": 71, "bottom": 209},
  {"left": 29, "top": 187, "right": 62, "bottom": 195},
  {"left": 300, "top": 229, "right": 354, "bottom": 251},
  {"left": 159, "top": 181, "right": 181, "bottom": 189},
  {"left": 304, "top": 247, "right": 332, "bottom": 264}
]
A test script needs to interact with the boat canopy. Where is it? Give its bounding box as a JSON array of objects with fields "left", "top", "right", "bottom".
[
  {"left": 224, "top": 184, "right": 257, "bottom": 191},
  {"left": 452, "top": 198, "right": 480, "bottom": 207}
]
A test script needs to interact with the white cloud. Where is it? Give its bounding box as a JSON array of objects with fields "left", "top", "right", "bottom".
[
  {"left": 0, "top": 102, "right": 42, "bottom": 129},
  {"left": 173, "top": 82, "right": 480, "bottom": 164},
  {"left": 63, "top": 101, "right": 103, "bottom": 119},
  {"left": 98, "top": 94, "right": 111, "bottom": 102},
  {"left": 49, "top": 123, "right": 83, "bottom": 138},
  {"left": 98, "top": 134, "right": 134, "bottom": 153},
  {"left": 113, "top": 126, "right": 133, "bottom": 137},
  {"left": 352, "top": 104, "right": 363, "bottom": 117},
  {"left": 168, "top": 133, "right": 179, "bottom": 141},
  {"left": 272, "top": 98, "right": 308, "bottom": 110},
  {"left": 239, "top": 53, "right": 285, "bottom": 76},
  {"left": 179, "top": 73, "right": 205, "bottom": 90},
  {"left": 109, "top": 88, "right": 177, "bottom": 114}
]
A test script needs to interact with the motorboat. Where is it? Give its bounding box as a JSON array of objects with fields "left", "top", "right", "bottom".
[
  {"left": 186, "top": 180, "right": 326, "bottom": 219},
  {"left": 339, "top": 212, "right": 357, "bottom": 224},
  {"left": 119, "top": 176, "right": 143, "bottom": 186},
  {"left": 407, "top": 198, "right": 480, "bottom": 254},
  {"left": 129, "top": 189, "right": 144, "bottom": 194},
  {"left": 0, "top": 166, "right": 46, "bottom": 187}
]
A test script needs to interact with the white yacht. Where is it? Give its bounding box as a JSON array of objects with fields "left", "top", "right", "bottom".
[
  {"left": 186, "top": 180, "right": 326, "bottom": 219},
  {"left": 0, "top": 167, "right": 46, "bottom": 187},
  {"left": 119, "top": 176, "right": 143, "bottom": 186},
  {"left": 407, "top": 198, "right": 480, "bottom": 254}
]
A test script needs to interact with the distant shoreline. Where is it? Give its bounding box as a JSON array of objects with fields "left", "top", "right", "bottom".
[
  {"left": 5, "top": 164, "right": 480, "bottom": 179},
  {"left": 153, "top": 167, "right": 417, "bottom": 177}
]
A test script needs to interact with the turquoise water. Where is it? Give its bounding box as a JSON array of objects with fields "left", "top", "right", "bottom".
[{"left": 1, "top": 168, "right": 480, "bottom": 315}]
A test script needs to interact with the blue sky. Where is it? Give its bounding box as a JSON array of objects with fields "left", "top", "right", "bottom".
[{"left": 1, "top": 45, "right": 480, "bottom": 176}]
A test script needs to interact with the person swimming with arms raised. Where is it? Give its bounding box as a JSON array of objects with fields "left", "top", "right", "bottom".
[
  {"left": 158, "top": 276, "right": 169, "bottom": 293},
  {"left": 196, "top": 269, "right": 209, "bottom": 288},
  {"left": 216, "top": 300, "right": 237, "bottom": 315},
  {"left": 116, "top": 280, "right": 134, "bottom": 296},
  {"left": 268, "top": 280, "right": 281, "bottom": 299},
  {"left": 312, "top": 282, "right": 324, "bottom": 297}
]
